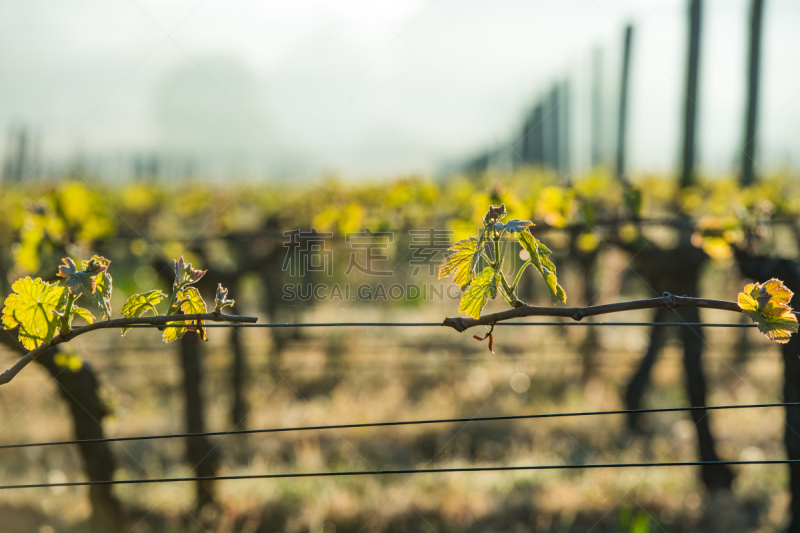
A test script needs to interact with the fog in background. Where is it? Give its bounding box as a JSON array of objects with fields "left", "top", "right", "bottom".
[{"left": 1, "top": 0, "right": 799, "bottom": 181}]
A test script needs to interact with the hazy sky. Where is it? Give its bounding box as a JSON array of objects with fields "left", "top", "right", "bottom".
[{"left": 1, "top": 0, "right": 799, "bottom": 180}]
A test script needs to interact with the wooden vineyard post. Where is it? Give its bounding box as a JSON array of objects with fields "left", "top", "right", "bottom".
[
  {"left": 740, "top": 0, "right": 764, "bottom": 187},
  {"left": 616, "top": 25, "right": 633, "bottom": 180},
  {"left": 679, "top": 0, "right": 703, "bottom": 188}
]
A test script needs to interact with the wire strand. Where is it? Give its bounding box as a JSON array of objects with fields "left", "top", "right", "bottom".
[
  {"left": 2, "top": 459, "right": 797, "bottom": 490},
  {"left": 2, "top": 402, "right": 793, "bottom": 451},
  {"left": 0, "top": 322, "right": 755, "bottom": 329}
]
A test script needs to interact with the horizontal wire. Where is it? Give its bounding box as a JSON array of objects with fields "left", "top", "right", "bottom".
[
  {"left": 0, "top": 322, "right": 754, "bottom": 329},
  {"left": 2, "top": 459, "right": 797, "bottom": 490},
  {"left": 1, "top": 402, "right": 793, "bottom": 451},
  {"left": 220, "top": 322, "right": 753, "bottom": 328}
]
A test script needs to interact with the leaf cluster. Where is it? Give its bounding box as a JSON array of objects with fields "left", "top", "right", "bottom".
[
  {"left": 737, "top": 278, "right": 799, "bottom": 343},
  {"left": 140, "top": 256, "right": 210, "bottom": 343},
  {"left": 2, "top": 254, "right": 234, "bottom": 350},
  {"left": 438, "top": 203, "right": 566, "bottom": 321},
  {"left": 2, "top": 255, "right": 112, "bottom": 350}
]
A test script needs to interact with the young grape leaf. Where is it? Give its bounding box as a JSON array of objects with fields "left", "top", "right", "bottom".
[
  {"left": 738, "top": 278, "right": 798, "bottom": 343},
  {"left": 162, "top": 317, "right": 207, "bottom": 343},
  {"left": 459, "top": 266, "right": 499, "bottom": 319},
  {"left": 58, "top": 255, "right": 113, "bottom": 319},
  {"left": 215, "top": 284, "right": 235, "bottom": 313},
  {"left": 161, "top": 320, "right": 188, "bottom": 344},
  {"left": 516, "top": 230, "right": 567, "bottom": 305},
  {"left": 501, "top": 219, "right": 535, "bottom": 233},
  {"left": 174, "top": 256, "right": 206, "bottom": 287},
  {"left": 483, "top": 203, "right": 506, "bottom": 223},
  {"left": 469, "top": 227, "right": 488, "bottom": 275},
  {"left": 2, "top": 277, "right": 67, "bottom": 350},
  {"left": 71, "top": 306, "right": 95, "bottom": 325},
  {"left": 439, "top": 237, "right": 479, "bottom": 290},
  {"left": 57, "top": 258, "right": 97, "bottom": 298},
  {"left": 178, "top": 286, "right": 206, "bottom": 314},
  {"left": 91, "top": 269, "right": 113, "bottom": 320},
  {"left": 120, "top": 290, "right": 167, "bottom": 335},
  {"left": 163, "top": 286, "right": 207, "bottom": 343},
  {"left": 82, "top": 255, "right": 110, "bottom": 274}
]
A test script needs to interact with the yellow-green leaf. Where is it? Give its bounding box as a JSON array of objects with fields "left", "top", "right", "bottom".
[
  {"left": 91, "top": 270, "right": 113, "bottom": 320},
  {"left": 469, "top": 227, "right": 488, "bottom": 274},
  {"left": 178, "top": 286, "right": 207, "bottom": 315},
  {"left": 180, "top": 286, "right": 207, "bottom": 341},
  {"left": 82, "top": 255, "right": 110, "bottom": 274},
  {"left": 162, "top": 319, "right": 207, "bottom": 343},
  {"left": 517, "top": 230, "right": 567, "bottom": 305},
  {"left": 738, "top": 278, "right": 798, "bottom": 344},
  {"left": 459, "top": 267, "right": 498, "bottom": 319},
  {"left": 71, "top": 306, "right": 95, "bottom": 325},
  {"left": 57, "top": 258, "right": 96, "bottom": 298},
  {"left": 163, "top": 287, "right": 207, "bottom": 343},
  {"left": 120, "top": 290, "right": 166, "bottom": 335},
  {"left": 439, "top": 237, "right": 479, "bottom": 290},
  {"left": 2, "top": 277, "right": 67, "bottom": 350},
  {"left": 161, "top": 320, "right": 187, "bottom": 344},
  {"left": 57, "top": 255, "right": 112, "bottom": 319}
]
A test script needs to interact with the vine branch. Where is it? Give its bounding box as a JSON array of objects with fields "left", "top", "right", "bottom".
[
  {"left": 0, "top": 313, "right": 258, "bottom": 386},
  {"left": 442, "top": 294, "right": 749, "bottom": 332}
]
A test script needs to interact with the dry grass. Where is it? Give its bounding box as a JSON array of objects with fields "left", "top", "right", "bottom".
[{"left": 0, "top": 296, "right": 792, "bottom": 532}]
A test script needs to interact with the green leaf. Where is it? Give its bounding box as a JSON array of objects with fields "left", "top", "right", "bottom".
[
  {"left": 483, "top": 203, "right": 506, "bottom": 224},
  {"left": 163, "top": 257, "right": 209, "bottom": 343},
  {"left": 57, "top": 255, "right": 113, "bottom": 319},
  {"left": 162, "top": 317, "right": 207, "bottom": 343},
  {"left": 178, "top": 286, "right": 207, "bottom": 315},
  {"left": 439, "top": 237, "right": 479, "bottom": 290},
  {"left": 91, "top": 270, "right": 113, "bottom": 320},
  {"left": 82, "top": 255, "right": 110, "bottom": 274},
  {"left": 469, "top": 227, "right": 488, "bottom": 274},
  {"left": 163, "top": 286, "right": 207, "bottom": 343},
  {"left": 161, "top": 320, "right": 187, "bottom": 344},
  {"left": 738, "top": 278, "right": 798, "bottom": 343},
  {"left": 57, "top": 258, "right": 97, "bottom": 298},
  {"left": 2, "top": 277, "right": 67, "bottom": 350},
  {"left": 501, "top": 219, "right": 535, "bottom": 233},
  {"left": 215, "top": 284, "right": 235, "bottom": 313},
  {"left": 71, "top": 306, "right": 95, "bottom": 325},
  {"left": 517, "top": 230, "right": 567, "bottom": 305},
  {"left": 459, "top": 267, "right": 499, "bottom": 319},
  {"left": 120, "top": 290, "right": 167, "bottom": 335}
]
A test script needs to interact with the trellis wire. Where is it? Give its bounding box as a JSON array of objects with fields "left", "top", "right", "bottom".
[
  {"left": 0, "top": 322, "right": 758, "bottom": 330},
  {"left": 2, "top": 460, "right": 798, "bottom": 490},
  {"left": 1, "top": 402, "right": 793, "bottom": 451}
]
